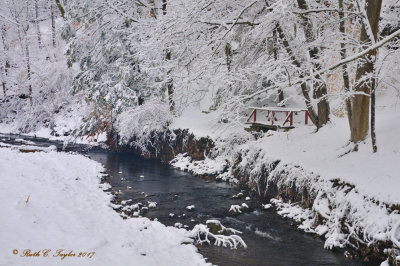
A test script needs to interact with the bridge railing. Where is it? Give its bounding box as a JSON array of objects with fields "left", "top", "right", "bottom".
[{"left": 245, "top": 107, "right": 312, "bottom": 128}]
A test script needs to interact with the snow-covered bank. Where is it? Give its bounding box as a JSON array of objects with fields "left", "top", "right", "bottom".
[
  {"left": 172, "top": 97, "right": 400, "bottom": 204},
  {"left": 0, "top": 122, "right": 107, "bottom": 145},
  {"left": 170, "top": 129, "right": 400, "bottom": 263},
  {"left": 0, "top": 148, "right": 208, "bottom": 266}
]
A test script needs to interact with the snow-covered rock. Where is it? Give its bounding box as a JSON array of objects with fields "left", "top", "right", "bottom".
[
  {"left": 186, "top": 205, "right": 195, "bottom": 212},
  {"left": 229, "top": 205, "right": 242, "bottom": 214},
  {"left": 262, "top": 204, "right": 272, "bottom": 210}
]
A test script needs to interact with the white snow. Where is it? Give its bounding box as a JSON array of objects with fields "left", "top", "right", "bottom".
[
  {"left": 148, "top": 201, "right": 157, "bottom": 208},
  {"left": 171, "top": 153, "right": 227, "bottom": 177},
  {"left": 229, "top": 205, "right": 242, "bottom": 213},
  {"left": 0, "top": 147, "right": 208, "bottom": 266},
  {"left": 170, "top": 107, "right": 221, "bottom": 138},
  {"left": 248, "top": 111, "right": 400, "bottom": 204},
  {"left": 241, "top": 203, "right": 249, "bottom": 209},
  {"left": 262, "top": 204, "right": 272, "bottom": 210},
  {"left": 186, "top": 205, "right": 195, "bottom": 211},
  {"left": 167, "top": 88, "right": 400, "bottom": 254},
  {"left": 173, "top": 87, "right": 400, "bottom": 205}
]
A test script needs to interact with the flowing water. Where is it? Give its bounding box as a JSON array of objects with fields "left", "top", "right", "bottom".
[{"left": 1, "top": 134, "right": 365, "bottom": 266}]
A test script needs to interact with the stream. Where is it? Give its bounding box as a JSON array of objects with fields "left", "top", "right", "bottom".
[{"left": 1, "top": 134, "right": 365, "bottom": 266}]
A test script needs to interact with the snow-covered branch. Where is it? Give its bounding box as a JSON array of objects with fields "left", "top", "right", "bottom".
[
  {"left": 187, "top": 222, "right": 247, "bottom": 249},
  {"left": 323, "top": 28, "right": 400, "bottom": 73}
]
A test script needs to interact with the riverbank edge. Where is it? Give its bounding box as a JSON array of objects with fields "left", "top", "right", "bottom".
[{"left": 114, "top": 129, "right": 400, "bottom": 265}]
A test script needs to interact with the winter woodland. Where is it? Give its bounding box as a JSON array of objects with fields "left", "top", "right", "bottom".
[{"left": 1, "top": 0, "right": 400, "bottom": 265}]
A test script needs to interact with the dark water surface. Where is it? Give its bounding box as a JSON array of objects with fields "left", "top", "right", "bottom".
[
  {"left": 88, "top": 151, "right": 363, "bottom": 266},
  {"left": 1, "top": 134, "right": 363, "bottom": 266}
]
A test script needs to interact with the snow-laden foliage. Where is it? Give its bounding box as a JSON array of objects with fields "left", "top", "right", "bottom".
[
  {"left": 0, "top": 0, "right": 81, "bottom": 134},
  {"left": 117, "top": 98, "right": 172, "bottom": 152},
  {"left": 2, "top": 0, "right": 400, "bottom": 145},
  {"left": 131, "top": 0, "right": 400, "bottom": 133},
  {"left": 61, "top": 0, "right": 154, "bottom": 136}
]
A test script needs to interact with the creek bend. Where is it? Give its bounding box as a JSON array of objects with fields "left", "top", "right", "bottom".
[{"left": 1, "top": 134, "right": 363, "bottom": 265}]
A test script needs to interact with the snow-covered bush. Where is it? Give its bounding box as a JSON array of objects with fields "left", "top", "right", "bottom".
[
  {"left": 117, "top": 98, "right": 173, "bottom": 153},
  {"left": 0, "top": 58, "right": 80, "bottom": 134}
]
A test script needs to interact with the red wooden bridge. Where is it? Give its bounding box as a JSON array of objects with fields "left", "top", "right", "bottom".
[{"left": 245, "top": 106, "right": 312, "bottom": 130}]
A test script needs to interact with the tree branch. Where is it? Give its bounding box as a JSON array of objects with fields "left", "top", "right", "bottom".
[
  {"left": 54, "top": 0, "right": 65, "bottom": 19},
  {"left": 322, "top": 28, "right": 400, "bottom": 74}
]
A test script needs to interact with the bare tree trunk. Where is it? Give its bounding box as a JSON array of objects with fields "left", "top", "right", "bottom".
[
  {"left": 371, "top": 77, "right": 377, "bottom": 152},
  {"left": 278, "top": 88, "right": 285, "bottom": 104},
  {"left": 1, "top": 67, "right": 5, "bottom": 97},
  {"left": 273, "top": 29, "right": 285, "bottom": 106},
  {"left": 225, "top": 43, "right": 232, "bottom": 72},
  {"left": 163, "top": 0, "right": 174, "bottom": 112},
  {"left": 165, "top": 50, "right": 174, "bottom": 112},
  {"left": 35, "top": 0, "right": 42, "bottom": 49},
  {"left": 296, "top": 0, "right": 330, "bottom": 128},
  {"left": 338, "top": 0, "right": 352, "bottom": 126},
  {"left": 25, "top": 41, "right": 32, "bottom": 105},
  {"left": 50, "top": 0, "right": 56, "bottom": 48},
  {"left": 23, "top": 0, "right": 32, "bottom": 104},
  {"left": 350, "top": 0, "right": 382, "bottom": 143},
  {"left": 1, "top": 25, "right": 9, "bottom": 97}
]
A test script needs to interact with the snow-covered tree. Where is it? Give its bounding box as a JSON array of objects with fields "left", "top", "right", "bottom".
[{"left": 62, "top": 0, "right": 154, "bottom": 137}]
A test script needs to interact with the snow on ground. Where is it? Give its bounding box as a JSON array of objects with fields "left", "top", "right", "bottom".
[
  {"left": 240, "top": 111, "right": 400, "bottom": 204},
  {"left": 0, "top": 124, "right": 107, "bottom": 145},
  {"left": 171, "top": 107, "right": 221, "bottom": 138},
  {"left": 0, "top": 148, "right": 208, "bottom": 266}
]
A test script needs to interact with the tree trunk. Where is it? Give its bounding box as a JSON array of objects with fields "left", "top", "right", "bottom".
[
  {"left": 163, "top": 0, "right": 174, "bottom": 112},
  {"left": 338, "top": 0, "right": 352, "bottom": 126},
  {"left": 50, "top": 0, "right": 56, "bottom": 48},
  {"left": 225, "top": 43, "right": 232, "bottom": 72},
  {"left": 296, "top": 0, "right": 330, "bottom": 128},
  {"left": 350, "top": 0, "right": 382, "bottom": 143},
  {"left": 35, "top": 0, "right": 42, "bottom": 49},
  {"left": 273, "top": 29, "right": 285, "bottom": 106},
  {"left": 371, "top": 77, "right": 377, "bottom": 152},
  {"left": 166, "top": 50, "right": 174, "bottom": 112},
  {"left": 25, "top": 41, "right": 32, "bottom": 105},
  {"left": 1, "top": 24, "right": 9, "bottom": 97},
  {"left": 1, "top": 67, "right": 5, "bottom": 97}
]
